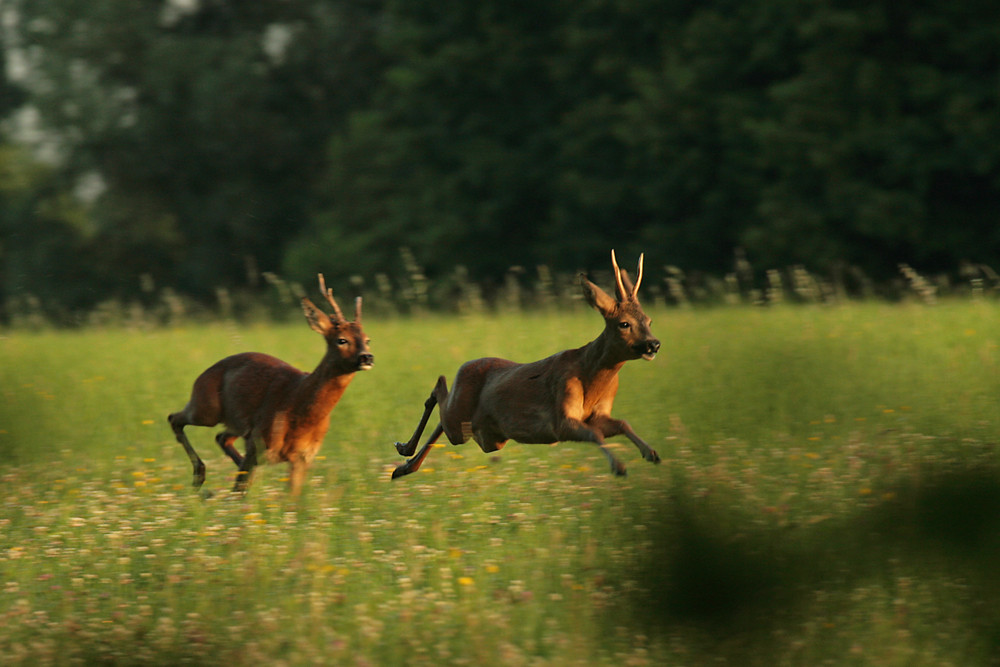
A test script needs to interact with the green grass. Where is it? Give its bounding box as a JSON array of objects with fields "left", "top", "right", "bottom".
[{"left": 1, "top": 301, "right": 999, "bottom": 665}]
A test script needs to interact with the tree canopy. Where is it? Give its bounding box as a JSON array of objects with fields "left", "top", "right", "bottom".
[{"left": 3, "top": 0, "right": 999, "bottom": 317}]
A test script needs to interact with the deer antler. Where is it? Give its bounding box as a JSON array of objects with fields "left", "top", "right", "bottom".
[
  {"left": 632, "top": 253, "right": 644, "bottom": 299},
  {"left": 354, "top": 296, "right": 363, "bottom": 325},
  {"left": 611, "top": 249, "right": 628, "bottom": 302},
  {"left": 317, "top": 274, "right": 346, "bottom": 322}
]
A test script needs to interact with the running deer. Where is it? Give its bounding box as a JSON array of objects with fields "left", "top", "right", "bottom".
[
  {"left": 168, "top": 275, "right": 373, "bottom": 495},
  {"left": 392, "top": 250, "right": 661, "bottom": 479}
]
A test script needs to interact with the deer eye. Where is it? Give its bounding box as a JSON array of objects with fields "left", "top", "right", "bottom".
[
  {"left": 337, "top": 338, "right": 349, "bottom": 345},
  {"left": 619, "top": 321, "right": 631, "bottom": 329}
]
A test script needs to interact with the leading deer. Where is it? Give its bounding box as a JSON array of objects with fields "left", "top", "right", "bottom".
[
  {"left": 392, "top": 250, "right": 661, "bottom": 479},
  {"left": 168, "top": 275, "right": 373, "bottom": 495}
]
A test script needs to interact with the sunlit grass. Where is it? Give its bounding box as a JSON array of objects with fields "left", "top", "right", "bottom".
[{"left": 1, "top": 301, "right": 999, "bottom": 664}]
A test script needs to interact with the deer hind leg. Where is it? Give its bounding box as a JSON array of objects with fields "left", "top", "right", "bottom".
[
  {"left": 169, "top": 380, "right": 224, "bottom": 490},
  {"left": 215, "top": 431, "right": 245, "bottom": 467},
  {"left": 396, "top": 374, "right": 470, "bottom": 453},
  {"left": 393, "top": 373, "right": 483, "bottom": 479},
  {"left": 394, "top": 379, "right": 443, "bottom": 457},
  {"left": 392, "top": 424, "right": 444, "bottom": 479},
  {"left": 233, "top": 433, "right": 261, "bottom": 494},
  {"left": 168, "top": 411, "right": 208, "bottom": 489}
]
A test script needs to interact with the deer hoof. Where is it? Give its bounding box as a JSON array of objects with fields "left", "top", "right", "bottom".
[
  {"left": 394, "top": 441, "right": 414, "bottom": 456},
  {"left": 647, "top": 450, "right": 661, "bottom": 464},
  {"left": 391, "top": 463, "right": 413, "bottom": 480},
  {"left": 611, "top": 462, "right": 628, "bottom": 477},
  {"left": 192, "top": 462, "right": 206, "bottom": 488}
]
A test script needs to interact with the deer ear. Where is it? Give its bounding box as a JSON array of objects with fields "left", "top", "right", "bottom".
[
  {"left": 301, "top": 298, "right": 333, "bottom": 335},
  {"left": 580, "top": 274, "right": 617, "bottom": 317}
]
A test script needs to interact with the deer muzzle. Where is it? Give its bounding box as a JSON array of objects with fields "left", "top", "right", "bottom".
[
  {"left": 358, "top": 353, "right": 374, "bottom": 370},
  {"left": 638, "top": 339, "right": 660, "bottom": 361}
]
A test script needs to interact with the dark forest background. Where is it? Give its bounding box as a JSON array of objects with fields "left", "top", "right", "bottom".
[{"left": 1, "top": 0, "right": 998, "bottom": 319}]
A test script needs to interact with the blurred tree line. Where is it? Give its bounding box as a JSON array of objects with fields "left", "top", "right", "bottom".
[{"left": 1, "top": 0, "right": 998, "bottom": 319}]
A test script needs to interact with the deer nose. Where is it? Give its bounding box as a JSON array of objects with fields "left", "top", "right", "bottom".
[
  {"left": 638, "top": 339, "right": 660, "bottom": 359},
  {"left": 358, "top": 353, "right": 374, "bottom": 369}
]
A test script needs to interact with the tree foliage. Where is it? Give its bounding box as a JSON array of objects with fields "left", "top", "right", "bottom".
[
  {"left": 3, "top": 0, "right": 999, "bottom": 316},
  {"left": 5, "top": 0, "right": 385, "bottom": 309}
]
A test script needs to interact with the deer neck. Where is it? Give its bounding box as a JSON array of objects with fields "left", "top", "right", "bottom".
[
  {"left": 579, "top": 329, "right": 627, "bottom": 383},
  {"left": 297, "top": 354, "right": 355, "bottom": 415}
]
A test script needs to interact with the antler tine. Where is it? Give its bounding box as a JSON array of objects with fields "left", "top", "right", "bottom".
[
  {"left": 354, "top": 296, "right": 363, "bottom": 324},
  {"left": 632, "top": 253, "right": 644, "bottom": 298},
  {"left": 317, "top": 273, "right": 345, "bottom": 322},
  {"left": 611, "top": 249, "right": 628, "bottom": 301}
]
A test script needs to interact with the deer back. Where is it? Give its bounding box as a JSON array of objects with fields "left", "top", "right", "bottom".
[{"left": 211, "top": 352, "right": 306, "bottom": 434}]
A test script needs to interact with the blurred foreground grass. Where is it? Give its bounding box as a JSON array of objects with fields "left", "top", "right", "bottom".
[{"left": 1, "top": 302, "right": 999, "bottom": 665}]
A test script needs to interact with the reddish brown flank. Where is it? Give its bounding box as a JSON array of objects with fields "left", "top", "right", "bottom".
[
  {"left": 392, "top": 250, "right": 661, "bottom": 478},
  {"left": 168, "top": 274, "right": 373, "bottom": 495}
]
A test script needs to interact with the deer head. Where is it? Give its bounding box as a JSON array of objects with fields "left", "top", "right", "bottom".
[
  {"left": 581, "top": 250, "right": 660, "bottom": 361},
  {"left": 301, "top": 274, "right": 374, "bottom": 372}
]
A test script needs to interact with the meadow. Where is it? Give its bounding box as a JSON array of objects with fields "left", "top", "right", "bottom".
[{"left": 1, "top": 300, "right": 999, "bottom": 665}]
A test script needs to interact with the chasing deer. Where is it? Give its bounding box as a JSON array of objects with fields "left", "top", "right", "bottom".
[
  {"left": 168, "top": 275, "right": 373, "bottom": 495},
  {"left": 392, "top": 250, "right": 661, "bottom": 479}
]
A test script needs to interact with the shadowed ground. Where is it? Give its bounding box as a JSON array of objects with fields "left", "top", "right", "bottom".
[{"left": 624, "top": 461, "right": 1000, "bottom": 660}]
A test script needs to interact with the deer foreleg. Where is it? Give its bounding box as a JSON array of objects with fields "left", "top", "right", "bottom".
[
  {"left": 590, "top": 416, "right": 661, "bottom": 464},
  {"left": 287, "top": 457, "right": 311, "bottom": 497},
  {"left": 395, "top": 378, "right": 447, "bottom": 456},
  {"left": 559, "top": 420, "right": 628, "bottom": 477},
  {"left": 392, "top": 424, "right": 444, "bottom": 480}
]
